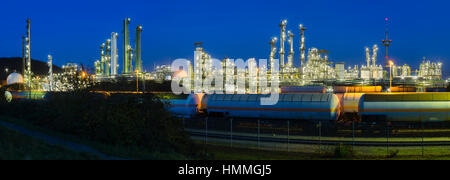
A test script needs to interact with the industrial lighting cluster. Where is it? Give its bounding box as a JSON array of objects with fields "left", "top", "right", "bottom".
[
  {"left": 51, "top": 63, "right": 91, "bottom": 92},
  {"left": 418, "top": 58, "right": 443, "bottom": 80},
  {"left": 360, "top": 45, "right": 383, "bottom": 80}
]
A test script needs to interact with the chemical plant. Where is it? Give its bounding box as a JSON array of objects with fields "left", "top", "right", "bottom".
[
  {"left": 4, "top": 17, "right": 446, "bottom": 94},
  {"left": 168, "top": 19, "right": 446, "bottom": 94}
]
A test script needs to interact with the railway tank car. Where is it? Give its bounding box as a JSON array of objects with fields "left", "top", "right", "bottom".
[
  {"left": 359, "top": 93, "right": 450, "bottom": 122},
  {"left": 341, "top": 93, "right": 365, "bottom": 113},
  {"left": 162, "top": 93, "right": 203, "bottom": 118},
  {"left": 9, "top": 91, "right": 47, "bottom": 101},
  {"left": 204, "top": 93, "right": 341, "bottom": 122}
]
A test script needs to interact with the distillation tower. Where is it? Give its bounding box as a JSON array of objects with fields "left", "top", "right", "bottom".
[
  {"left": 123, "top": 18, "right": 133, "bottom": 74},
  {"left": 135, "top": 25, "right": 143, "bottom": 73},
  {"left": 22, "top": 35, "right": 26, "bottom": 77},
  {"left": 269, "top": 37, "right": 278, "bottom": 74},
  {"left": 111, "top": 32, "right": 118, "bottom": 76},
  {"left": 279, "top": 20, "right": 287, "bottom": 73},
  {"left": 299, "top": 24, "right": 307, "bottom": 71},
  {"left": 48, "top": 55, "right": 53, "bottom": 91},
  {"left": 105, "top": 39, "right": 111, "bottom": 76},
  {"left": 24, "top": 18, "right": 32, "bottom": 88},
  {"left": 100, "top": 43, "right": 105, "bottom": 75},
  {"left": 287, "top": 30, "right": 295, "bottom": 75}
]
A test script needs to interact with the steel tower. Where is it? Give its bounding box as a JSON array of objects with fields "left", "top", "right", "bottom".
[{"left": 382, "top": 18, "right": 392, "bottom": 68}]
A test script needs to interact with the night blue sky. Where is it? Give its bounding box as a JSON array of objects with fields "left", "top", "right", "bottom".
[{"left": 2, "top": 0, "right": 450, "bottom": 77}]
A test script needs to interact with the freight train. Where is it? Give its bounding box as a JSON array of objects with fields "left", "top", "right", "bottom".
[
  {"left": 165, "top": 92, "right": 450, "bottom": 125},
  {"left": 6, "top": 91, "right": 47, "bottom": 101},
  {"left": 4, "top": 89, "right": 449, "bottom": 125}
]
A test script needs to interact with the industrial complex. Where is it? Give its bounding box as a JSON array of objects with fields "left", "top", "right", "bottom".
[
  {"left": 1, "top": 17, "right": 450, "bottom": 155},
  {"left": 5, "top": 0, "right": 450, "bottom": 164}
]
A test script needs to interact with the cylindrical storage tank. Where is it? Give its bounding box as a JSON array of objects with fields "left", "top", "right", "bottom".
[
  {"left": 200, "top": 94, "right": 209, "bottom": 112},
  {"left": 359, "top": 93, "right": 450, "bottom": 122},
  {"left": 206, "top": 94, "right": 340, "bottom": 122},
  {"left": 163, "top": 94, "right": 203, "bottom": 118},
  {"left": 10, "top": 91, "right": 47, "bottom": 101}
]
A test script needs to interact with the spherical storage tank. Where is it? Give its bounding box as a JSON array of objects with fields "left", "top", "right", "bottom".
[
  {"left": 4, "top": 91, "right": 12, "bottom": 102},
  {"left": 7, "top": 73, "right": 24, "bottom": 85},
  {"left": 205, "top": 94, "right": 341, "bottom": 122}
]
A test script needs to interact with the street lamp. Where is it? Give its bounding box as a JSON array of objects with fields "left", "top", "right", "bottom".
[{"left": 389, "top": 60, "right": 394, "bottom": 92}]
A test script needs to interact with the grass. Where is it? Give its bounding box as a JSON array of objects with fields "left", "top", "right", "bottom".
[
  {"left": 0, "top": 116, "right": 187, "bottom": 160},
  {"left": 186, "top": 128, "right": 450, "bottom": 142},
  {"left": 4, "top": 115, "right": 450, "bottom": 160},
  {"left": 203, "top": 143, "right": 450, "bottom": 160},
  {"left": 196, "top": 138, "right": 450, "bottom": 160},
  {"left": 0, "top": 125, "right": 100, "bottom": 160}
]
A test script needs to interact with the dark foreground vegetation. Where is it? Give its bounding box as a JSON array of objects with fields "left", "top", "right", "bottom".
[
  {"left": 91, "top": 79, "right": 189, "bottom": 100},
  {"left": 0, "top": 88, "right": 203, "bottom": 159},
  {"left": 0, "top": 125, "right": 99, "bottom": 160}
]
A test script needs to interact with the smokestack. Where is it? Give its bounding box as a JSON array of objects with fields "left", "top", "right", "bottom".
[{"left": 135, "top": 25, "right": 143, "bottom": 73}]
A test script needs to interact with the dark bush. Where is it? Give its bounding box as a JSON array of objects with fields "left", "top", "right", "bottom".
[
  {"left": 0, "top": 87, "right": 5, "bottom": 103},
  {"left": 0, "top": 90, "right": 197, "bottom": 157},
  {"left": 334, "top": 143, "right": 354, "bottom": 158},
  {"left": 387, "top": 150, "right": 400, "bottom": 158}
]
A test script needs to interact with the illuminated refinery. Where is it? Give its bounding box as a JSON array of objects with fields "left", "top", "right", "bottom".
[
  {"left": 168, "top": 19, "right": 445, "bottom": 94},
  {"left": 5, "top": 18, "right": 446, "bottom": 94},
  {"left": 0, "top": 12, "right": 449, "bottom": 161}
]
